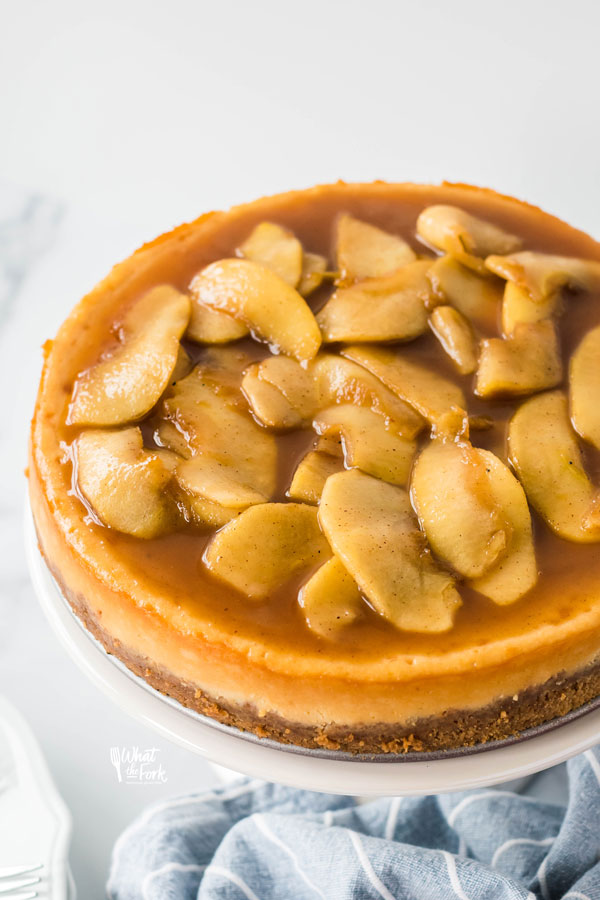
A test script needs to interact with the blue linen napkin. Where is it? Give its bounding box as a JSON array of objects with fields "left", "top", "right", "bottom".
[{"left": 107, "top": 748, "right": 600, "bottom": 899}]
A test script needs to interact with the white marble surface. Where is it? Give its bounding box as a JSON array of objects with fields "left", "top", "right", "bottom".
[{"left": 1, "top": 1, "right": 599, "bottom": 895}]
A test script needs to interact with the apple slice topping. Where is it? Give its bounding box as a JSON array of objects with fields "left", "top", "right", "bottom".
[
  {"left": 316, "top": 260, "right": 432, "bottom": 343},
  {"left": 287, "top": 450, "right": 344, "bottom": 504},
  {"left": 187, "top": 258, "right": 321, "bottom": 361},
  {"left": 486, "top": 251, "right": 600, "bottom": 302},
  {"left": 238, "top": 221, "right": 303, "bottom": 287},
  {"left": 298, "top": 252, "right": 328, "bottom": 297},
  {"left": 314, "top": 405, "right": 416, "bottom": 486},
  {"left": 69, "top": 285, "right": 191, "bottom": 426},
  {"left": 427, "top": 254, "right": 503, "bottom": 334},
  {"left": 204, "top": 503, "right": 331, "bottom": 599},
  {"left": 187, "top": 269, "right": 249, "bottom": 344},
  {"left": 468, "top": 450, "right": 537, "bottom": 604},
  {"left": 342, "top": 345, "right": 466, "bottom": 425},
  {"left": 336, "top": 213, "right": 416, "bottom": 283},
  {"left": 76, "top": 427, "right": 178, "bottom": 538},
  {"left": 429, "top": 305, "right": 478, "bottom": 374},
  {"left": 417, "top": 205, "right": 521, "bottom": 272},
  {"left": 319, "top": 469, "right": 461, "bottom": 633},
  {"left": 476, "top": 320, "right": 562, "bottom": 398},
  {"left": 411, "top": 437, "right": 511, "bottom": 579},
  {"left": 299, "top": 557, "right": 363, "bottom": 639},
  {"left": 508, "top": 390, "right": 600, "bottom": 542},
  {"left": 570, "top": 325, "right": 600, "bottom": 449},
  {"left": 501, "top": 281, "right": 562, "bottom": 337},
  {"left": 243, "top": 353, "right": 424, "bottom": 435}
]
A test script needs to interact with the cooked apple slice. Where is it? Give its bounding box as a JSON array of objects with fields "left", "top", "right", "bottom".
[
  {"left": 187, "top": 297, "right": 249, "bottom": 345},
  {"left": 159, "top": 362, "right": 277, "bottom": 501},
  {"left": 315, "top": 405, "right": 416, "bottom": 486},
  {"left": 501, "top": 281, "right": 562, "bottom": 337},
  {"left": 486, "top": 251, "right": 600, "bottom": 302},
  {"left": 69, "top": 285, "right": 191, "bottom": 426},
  {"left": 429, "top": 305, "right": 478, "bottom": 374},
  {"left": 176, "top": 457, "right": 267, "bottom": 508},
  {"left": 238, "top": 221, "right": 303, "bottom": 287},
  {"left": 204, "top": 503, "right": 331, "bottom": 599},
  {"left": 468, "top": 450, "right": 537, "bottom": 604},
  {"left": 189, "top": 258, "right": 321, "bottom": 361},
  {"left": 287, "top": 450, "right": 345, "bottom": 504},
  {"left": 298, "top": 252, "right": 328, "bottom": 297},
  {"left": 316, "top": 433, "right": 344, "bottom": 457},
  {"left": 571, "top": 325, "right": 600, "bottom": 449},
  {"left": 417, "top": 206, "right": 521, "bottom": 272},
  {"left": 319, "top": 470, "right": 461, "bottom": 633},
  {"left": 509, "top": 390, "right": 600, "bottom": 542},
  {"left": 427, "top": 254, "right": 502, "bottom": 334},
  {"left": 342, "top": 345, "right": 466, "bottom": 424},
  {"left": 411, "top": 438, "right": 510, "bottom": 578},
  {"left": 313, "top": 355, "right": 424, "bottom": 437},
  {"left": 76, "top": 427, "right": 178, "bottom": 538},
  {"left": 317, "top": 260, "right": 431, "bottom": 343},
  {"left": 299, "top": 557, "right": 363, "bottom": 639},
  {"left": 336, "top": 213, "right": 416, "bottom": 283},
  {"left": 241, "top": 366, "right": 303, "bottom": 430},
  {"left": 244, "top": 353, "right": 424, "bottom": 436},
  {"left": 476, "top": 320, "right": 562, "bottom": 398}
]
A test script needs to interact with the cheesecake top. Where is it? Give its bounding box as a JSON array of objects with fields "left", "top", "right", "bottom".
[{"left": 34, "top": 182, "right": 600, "bottom": 665}]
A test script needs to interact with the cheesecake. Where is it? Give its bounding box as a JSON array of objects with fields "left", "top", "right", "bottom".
[{"left": 29, "top": 182, "right": 600, "bottom": 753}]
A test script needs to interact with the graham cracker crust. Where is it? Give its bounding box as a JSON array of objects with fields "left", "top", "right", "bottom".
[{"left": 44, "top": 551, "right": 600, "bottom": 755}]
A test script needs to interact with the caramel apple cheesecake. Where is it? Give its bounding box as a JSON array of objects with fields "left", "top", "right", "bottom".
[{"left": 29, "top": 182, "right": 600, "bottom": 754}]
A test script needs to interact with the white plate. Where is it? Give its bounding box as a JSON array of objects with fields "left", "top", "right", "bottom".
[
  {"left": 25, "top": 511, "right": 600, "bottom": 797},
  {"left": 0, "top": 694, "right": 74, "bottom": 898}
]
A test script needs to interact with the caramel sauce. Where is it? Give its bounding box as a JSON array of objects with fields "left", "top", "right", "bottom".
[{"left": 59, "top": 186, "right": 600, "bottom": 661}]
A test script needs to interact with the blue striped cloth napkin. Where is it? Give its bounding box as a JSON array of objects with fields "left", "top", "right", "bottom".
[{"left": 107, "top": 748, "right": 600, "bottom": 899}]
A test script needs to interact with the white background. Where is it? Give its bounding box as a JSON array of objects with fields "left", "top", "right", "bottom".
[{"left": 0, "top": 1, "right": 598, "bottom": 896}]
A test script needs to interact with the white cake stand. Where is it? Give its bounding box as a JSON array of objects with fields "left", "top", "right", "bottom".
[{"left": 25, "top": 511, "right": 600, "bottom": 796}]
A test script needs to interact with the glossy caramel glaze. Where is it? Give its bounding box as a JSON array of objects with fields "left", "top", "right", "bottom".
[{"left": 34, "top": 182, "right": 600, "bottom": 669}]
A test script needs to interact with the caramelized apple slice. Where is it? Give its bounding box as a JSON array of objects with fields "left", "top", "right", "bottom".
[
  {"left": 238, "top": 222, "right": 303, "bottom": 286},
  {"left": 176, "top": 457, "right": 267, "bottom": 508},
  {"left": 187, "top": 293, "right": 249, "bottom": 345},
  {"left": 571, "top": 325, "right": 600, "bottom": 449},
  {"left": 315, "top": 405, "right": 416, "bottom": 486},
  {"left": 312, "top": 355, "right": 424, "bottom": 436},
  {"left": 509, "top": 390, "right": 600, "bottom": 542},
  {"left": 319, "top": 470, "right": 461, "bottom": 633},
  {"left": 76, "top": 427, "right": 178, "bottom": 538},
  {"left": 69, "top": 286, "right": 191, "bottom": 426},
  {"left": 411, "top": 438, "right": 510, "bottom": 578},
  {"left": 171, "top": 346, "right": 193, "bottom": 383},
  {"left": 417, "top": 206, "right": 521, "bottom": 272},
  {"left": 427, "top": 254, "right": 502, "bottom": 334},
  {"left": 244, "top": 353, "right": 424, "bottom": 436},
  {"left": 287, "top": 450, "right": 344, "bottom": 504},
  {"left": 189, "top": 258, "right": 321, "bottom": 361},
  {"left": 501, "top": 281, "right": 562, "bottom": 337},
  {"left": 342, "top": 345, "right": 465, "bottom": 424},
  {"left": 429, "top": 305, "right": 478, "bottom": 374},
  {"left": 299, "top": 557, "right": 363, "bottom": 638},
  {"left": 298, "top": 252, "right": 328, "bottom": 297},
  {"left": 160, "top": 361, "right": 277, "bottom": 501},
  {"left": 476, "top": 320, "right": 562, "bottom": 398},
  {"left": 486, "top": 251, "right": 600, "bottom": 302},
  {"left": 204, "top": 503, "right": 331, "bottom": 599},
  {"left": 317, "top": 260, "right": 431, "bottom": 342},
  {"left": 241, "top": 366, "right": 303, "bottom": 429},
  {"left": 336, "top": 213, "right": 416, "bottom": 283},
  {"left": 469, "top": 450, "right": 537, "bottom": 604}
]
